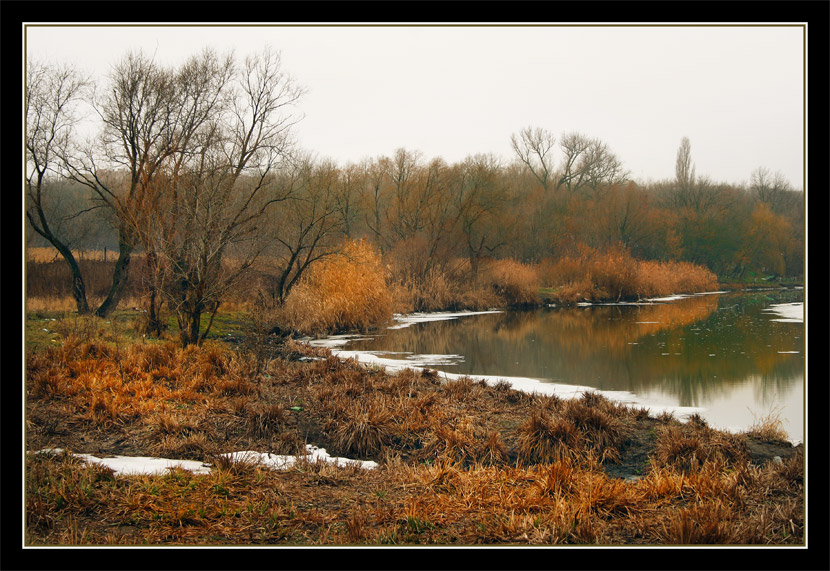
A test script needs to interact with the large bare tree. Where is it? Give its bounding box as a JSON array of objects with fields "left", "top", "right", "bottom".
[
  {"left": 62, "top": 51, "right": 183, "bottom": 318},
  {"left": 60, "top": 47, "right": 304, "bottom": 345},
  {"left": 452, "top": 153, "right": 509, "bottom": 280},
  {"left": 25, "top": 59, "right": 93, "bottom": 313},
  {"left": 262, "top": 155, "right": 345, "bottom": 306},
  {"left": 557, "top": 131, "right": 627, "bottom": 194},
  {"left": 510, "top": 126, "right": 556, "bottom": 192}
]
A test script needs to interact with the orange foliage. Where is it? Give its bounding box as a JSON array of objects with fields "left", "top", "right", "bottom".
[
  {"left": 280, "top": 239, "right": 394, "bottom": 335},
  {"left": 538, "top": 243, "right": 717, "bottom": 303},
  {"left": 482, "top": 259, "right": 541, "bottom": 306}
]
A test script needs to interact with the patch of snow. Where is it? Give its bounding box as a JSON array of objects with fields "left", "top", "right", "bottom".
[
  {"left": 388, "top": 310, "right": 502, "bottom": 330},
  {"left": 305, "top": 334, "right": 374, "bottom": 349},
  {"left": 647, "top": 295, "right": 688, "bottom": 302},
  {"left": 353, "top": 351, "right": 465, "bottom": 367},
  {"left": 29, "top": 449, "right": 213, "bottom": 476},
  {"left": 31, "top": 444, "right": 378, "bottom": 477},
  {"left": 762, "top": 302, "right": 804, "bottom": 323},
  {"left": 328, "top": 349, "right": 705, "bottom": 420},
  {"left": 222, "top": 445, "right": 378, "bottom": 471}
]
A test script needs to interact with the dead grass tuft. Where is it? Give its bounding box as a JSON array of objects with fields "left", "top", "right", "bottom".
[
  {"left": 517, "top": 410, "right": 580, "bottom": 464},
  {"left": 655, "top": 424, "right": 747, "bottom": 474}
]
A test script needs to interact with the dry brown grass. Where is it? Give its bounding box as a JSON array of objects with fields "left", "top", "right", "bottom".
[
  {"left": 654, "top": 423, "right": 748, "bottom": 474},
  {"left": 391, "top": 257, "right": 540, "bottom": 313},
  {"left": 481, "top": 258, "right": 541, "bottom": 306},
  {"left": 25, "top": 327, "right": 804, "bottom": 547},
  {"left": 538, "top": 243, "right": 718, "bottom": 303},
  {"left": 278, "top": 239, "right": 394, "bottom": 335},
  {"left": 745, "top": 407, "right": 791, "bottom": 442}
]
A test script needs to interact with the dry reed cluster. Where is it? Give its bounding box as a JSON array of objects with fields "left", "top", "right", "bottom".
[
  {"left": 277, "top": 240, "right": 394, "bottom": 335},
  {"left": 395, "top": 258, "right": 541, "bottom": 313},
  {"left": 538, "top": 244, "right": 718, "bottom": 303}
]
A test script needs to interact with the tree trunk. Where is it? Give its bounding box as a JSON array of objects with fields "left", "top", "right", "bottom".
[
  {"left": 143, "top": 251, "right": 165, "bottom": 337},
  {"left": 57, "top": 244, "right": 91, "bottom": 315},
  {"left": 177, "top": 306, "right": 202, "bottom": 348},
  {"left": 469, "top": 251, "right": 480, "bottom": 284},
  {"left": 27, "top": 212, "right": 91, "bottom": 315},
  {"left": 47, "top": 240, "right": 92, "bottom": 315},
  {"left": 199, "top": 302, "right": 220, "bottom": 344},
  {"left": 95, "top": 239, "right": 132, "bottom": 318}
]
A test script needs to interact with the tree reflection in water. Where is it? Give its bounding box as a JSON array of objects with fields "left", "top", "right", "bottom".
[{"left": 344, "top": 290, "right": 805, "bottom": 440}]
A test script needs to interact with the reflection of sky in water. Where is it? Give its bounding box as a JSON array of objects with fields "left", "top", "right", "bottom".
[{"left": 334, "top": 290, "right": 805, "bottom": 442}]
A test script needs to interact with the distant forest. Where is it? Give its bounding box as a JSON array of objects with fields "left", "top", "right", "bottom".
[{"left": 26, "top": 48, "right": 804, "bottom": 344}]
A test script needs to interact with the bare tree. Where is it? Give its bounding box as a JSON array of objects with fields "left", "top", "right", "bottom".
[
  {"left": 511, "top": 127, "right": 556, "bottom": 192},
  {"left": 386, "top": 148, "right": 423, "bottom": 241},
  {"left": 333, "top": 162, "right": 365, "bottom": 238},
  {"left": 63, "top": 51, "right": 184, "bottom": 318},
  {"left": 452, "top": 153, "right": 509, "bottom": 280},
  {"left": 556, "top": 131, "right": 592, "bottom": 193},
  {"left": 61, "top": 47, "right": 304, "bottom": 344},
  {"left": 673, "top": 136, "right": 696, "bottom": 202},
  {"left": 25, "top": 59, "right": 93, "bottom": 313},
  {"left": 156, "top": 48, "right": 304, "bottom": 346},
  {"left": 384, "top": 152, "right": 455, "bottom": 281},
  {"left": 577, "top": 139, "right": 628, "bottom": 195},
  {"left": 750, "top": 166, "right": 793, "bottom": 213},
  {"left": 263, "top": 155, "right": 344, "bottom": 305},
  {"left": 557, "top": 132, "right": 627, "bottom": 194},
  {"left": 358, "top": 156, "right": 393, "bottom": 252}
]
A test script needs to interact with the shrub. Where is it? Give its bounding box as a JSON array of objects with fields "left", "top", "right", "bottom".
[
  {"left": 279, "top": 239, "right": 394, "bottom": 335},
  {"left": 482, "top": 259, "right": 541, "bottom": 306},
  {"left": 538, "top": 243, "right": 718, "bottom": 303}
]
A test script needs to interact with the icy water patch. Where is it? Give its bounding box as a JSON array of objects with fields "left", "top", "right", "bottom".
[
  {"left": 763, "top": 302, "right": 804, "bottom": 323},
  {"left": 311, "top": 290, "right": 805, "bottom": 442}
]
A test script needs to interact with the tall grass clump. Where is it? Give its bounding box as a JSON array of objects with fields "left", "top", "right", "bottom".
[
  {"left": 279, "top": 239, "right": 394, "bottom": 335},
  {"left": 538, "top": 243, "right": 717, "bottom": 303},
  {"left": 393, "top": 261, "right": 501, "bottom": 313},
  {"left": 481, "top": 259, "right": 541, "bottom": 307}
]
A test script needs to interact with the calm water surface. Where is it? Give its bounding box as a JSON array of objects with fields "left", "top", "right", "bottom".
[{"left": 340, "top": 290, "right": 805, "bottom": 441}]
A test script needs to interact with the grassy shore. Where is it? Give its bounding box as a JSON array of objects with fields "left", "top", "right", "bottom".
[{"left": 23, "top": 311, "right": 803, "bottom": 547}]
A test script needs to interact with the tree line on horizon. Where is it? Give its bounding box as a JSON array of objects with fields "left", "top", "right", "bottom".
[{"left": 25, "top": 48, "right": 805, "bottom": 345}]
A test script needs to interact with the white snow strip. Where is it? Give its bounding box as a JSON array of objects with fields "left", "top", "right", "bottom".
[
  {"left": 763, "top": 302, "right": 804, "bottom": 323},
  {"left": 32, "top": 444, "right": 378, "bottom": 477},
  {"left": 573, "top": 291, "right": 728, "bottom": 307},
  {"left": 222, "top": 445, "right": 379, "bottom": 471},
  {"left": 388, "top": 310, "right": 503, "bottom": 329},
  {"left": 329, "top": 349, "right": 704, "bottom": 420},
  {"left": 29, "top": 449, "right": 214, "bottom": 476},
  {"left": 647, "top": 295, "right": 689, "bottom": 302},
  {"left": 305, "top": 334, "right": 374, "bottom": 349},
  {"left": 75, "top": 454, "right": 213, "bottom": 476}
]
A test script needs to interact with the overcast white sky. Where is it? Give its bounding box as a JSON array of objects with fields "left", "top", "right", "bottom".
[{"left": 25, "top": 23, "right": 805, "bottom": 188}]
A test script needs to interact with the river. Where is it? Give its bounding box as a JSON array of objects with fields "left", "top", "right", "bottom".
[{"left": 310, "top": 289, "right": 805, "bottom": 443}]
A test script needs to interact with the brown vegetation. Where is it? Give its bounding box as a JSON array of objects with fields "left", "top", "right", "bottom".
[
  {"left": 25, "top": 324, "right": 803, "bottom": 546},
  {"left": 276, "top": 239, "right": 394, "bottom": 335},
  {"left": 538, "top": 243, "right": 718, "bottom": 303}
]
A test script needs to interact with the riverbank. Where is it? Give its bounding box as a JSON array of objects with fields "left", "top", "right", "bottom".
[{"left": 24, "top": 321, "right": 804, "bottom": 546}]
